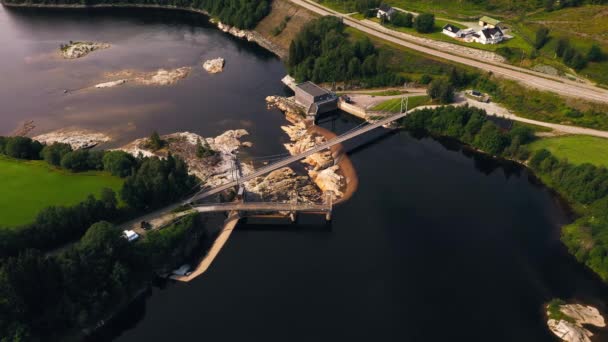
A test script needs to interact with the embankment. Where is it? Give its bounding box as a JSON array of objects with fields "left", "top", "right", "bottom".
[
  {"left": 309, "top": 124, "right": 358, "bottom": 204},
  {"left": 171, "top": 212, "right": 240, "bottom": 282}
]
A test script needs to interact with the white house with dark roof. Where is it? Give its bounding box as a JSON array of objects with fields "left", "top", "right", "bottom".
[
  {"left": 442, "top": 24, "right": 462, "bottom": 38},
  {"left": 475, "top": 27, "right": 504, "bottom": 44},
  {"left": 377, "top": 3, "right": 396, "bottom": 21}
]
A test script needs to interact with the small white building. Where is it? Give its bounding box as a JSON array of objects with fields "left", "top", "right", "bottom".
[
  {"left": 478, "top": 16, "right": 501, "bottom": 29},
  {"left": 377, "top": 3, "right": 396, "bottom": 21},
  {"left": 442, "top": 24, "right": 462, "bottom": 38},
  {"left": 123, "top": 230, "right": 139, "bottom": 242}
]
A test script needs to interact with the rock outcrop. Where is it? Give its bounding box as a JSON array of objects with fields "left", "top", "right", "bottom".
[
  {"left": 34, "top": 128, "right": 112, "bottom": 149},
  {"left": 60, "top": 42, "right": 110, "bottom": 59},
  {"left": 99, "top": 67, "right": 191, "bottom": 89},
  {"left": 203, "top": 58, "right": 225, "bottom": 74},
  {"left": 547, "top": 303, "right": 606, "bottom": 342},
  {"left": 245, "top": 167, "right": 321, "bottom": 203},
  {"left": 266, "top": 95, "right": 304, "bottom": 122},
  {"left": 136, "top": 67, "right": 191, "bottom": 86},
  {"left": 117, "top": 130, "right": 251, "bottom": 188},
  {"left": 212, "top": 20, "right": 286, "bottom": 58}
]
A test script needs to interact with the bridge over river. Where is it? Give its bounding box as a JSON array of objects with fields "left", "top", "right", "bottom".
[{"left": 187, "top": 105, "right": 421, "bottom": 204}]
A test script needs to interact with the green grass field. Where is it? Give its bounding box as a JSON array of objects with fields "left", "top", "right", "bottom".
[
  {"left": 0, "top": 156, "right": 123, "bottom": 227},
  {"left": 372, "top": 95, "right": 431, "bottom": 112},
  {"left": 528, "top": 135, "right": 608, "bottom": 167}
]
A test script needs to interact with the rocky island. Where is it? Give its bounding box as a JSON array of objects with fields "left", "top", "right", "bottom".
[
  {"left": 60, "top": 41, "right": 110, "bottom": 59},
  {"left": 547, "top": 300, "right": 606, "bottom": 342},
  {"left": 94, "top": 67, "right": 191, "bottom": 89},
  {"left": 202, "top": 58, "right": 225, "bottom": 74}
]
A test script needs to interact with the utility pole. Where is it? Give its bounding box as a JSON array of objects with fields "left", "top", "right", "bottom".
[{"left": 400, "top": 95, "right": 409, "bottom": 113}]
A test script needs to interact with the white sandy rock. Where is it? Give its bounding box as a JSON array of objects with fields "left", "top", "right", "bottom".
[
  {"left": 34, "top": 128, "right": 111, "bottom": 149},
  {"left": 95, "top": 79, "right": 127, "bottom": 88},
  {"left": 203, "top": 58, "right": 225, "bottom": 74},
  {"left": 61, "top": 42, "right": 110, "bottom": 59},
  {"left": 547, "top": 304, "right": 605, "bottom": 342},
  {"left": 308, "top": 165, "right": 344, "bottom": 199},
  {"left": 136, "top": 67, "right": 191, "bottom": 86}
]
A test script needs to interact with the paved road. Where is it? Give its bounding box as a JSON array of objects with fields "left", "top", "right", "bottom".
[
  {"left": 289, "top": 0, "right": 608, "bottom": 104},
  {"left": 455, "top": 95, "right": 608, "bottom": 138}
]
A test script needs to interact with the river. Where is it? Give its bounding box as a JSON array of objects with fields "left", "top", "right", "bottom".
[{"left": 1, "top": 6, "right": 608, "bottom": 342}]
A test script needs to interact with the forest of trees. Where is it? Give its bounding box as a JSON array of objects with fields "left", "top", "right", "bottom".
[
  {"left": 287, "top": 16, "right": 405, "bottom": 87},
  {"left": 2, "top": 0, "right": 270, "bottom": 29},
  {"left": 0, "top": 214, "right": 205, "bottom": 341}
]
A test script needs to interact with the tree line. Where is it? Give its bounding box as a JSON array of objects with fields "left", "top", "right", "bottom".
[
  {"left": 287, "top": 16, "right": 405, "bottom": 88},
  {"left": 400, "top": 105, "right": 534, "bottom": 159},
  {"left": 0, "top": 214, "right": 205, "bottom": 341},
  {"left": 2, "top": 0, "right": 270, "bottom": 29},
  {"left": 529, "top": 149, "right": 608, "bottom": 282}
]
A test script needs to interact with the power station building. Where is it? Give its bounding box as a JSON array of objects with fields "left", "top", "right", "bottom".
[{"left": 294, "top": 81, "right": 338, "bottom": 116}]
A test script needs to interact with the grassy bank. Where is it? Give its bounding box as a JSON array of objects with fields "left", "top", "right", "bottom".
[
  {"left": 528, "top": 135, "right": 608, "bottom": 167},
  {"left": 0, "top": 156, "right": 123, "bottom": 227},
  {"left": 372, "top": 95, "right": 430, "bottom": 112}
]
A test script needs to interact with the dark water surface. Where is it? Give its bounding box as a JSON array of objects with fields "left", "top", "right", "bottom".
[{"left": 2, "top": 6, "right": 608, "bottom": 342}]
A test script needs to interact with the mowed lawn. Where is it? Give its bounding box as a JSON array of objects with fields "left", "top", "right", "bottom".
[
  {"left": 372, "top": 95, "right": 430, "bottom": 112},
  {"left": 528, "top": 135, "right": 608, "bottom": 167},
  {"left": 0, "top": 156, "right": 123, "bottom": 227}
]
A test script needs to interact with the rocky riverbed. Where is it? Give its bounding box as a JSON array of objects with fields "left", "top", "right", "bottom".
[
  {"left": 547, "top": 302, "right": 606, "bottom": 342},
  {"left": 33, "top": 128, "right": 112, "bottom": 149},
  {"left": 267, "top": 95, "right": 347, "bottom": 201},
  {"left": 117, "top": 129, "right": 322, "bottom": 202},
  {"left": 60, "top": 41, "right": 110, "bottom": 59}
]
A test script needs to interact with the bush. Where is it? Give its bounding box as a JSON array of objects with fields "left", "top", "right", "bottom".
[
  {"left": 103, "top": 150, "right": 136, "bottom": 177},
  {"left": 1, "top": 136, "right": 43, "bottom": 160},
  {"left": 391, "top": 11, "right": 413, "bottom": 28},
  {"left": 427, "top": 79, "right": 454, "bottom": 104},
  {"left": 60, "top": 150, "right": 104, "bottom": 172},
  {"left": 40, "top": 143, "right": 72, "bottom": 166},
  {"left": 588, "top": 44, "right": 603, "bottom": 62},
  {"left": 413, "top": 13, "right": 435, "bottom": 33},
  {"left": 534, "top": 27, "right": 550, "bottom": 49}
]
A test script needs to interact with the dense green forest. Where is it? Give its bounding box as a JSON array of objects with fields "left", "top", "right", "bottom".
[
  {"left": 0, "top": 135, "right": 198, "bottom": 257},
  {"left": 0, "top": 214, "right": 206, "bottom": 341},
  {"left": 1, "top": 0, "right": 270, "bottom": 29},
  {"left": 400, "top": 105, "right": 608, "bottom": 284},
  {"left": 287, "top": 16, "right": 405, "bottom": 87},
  {"left": 0, "top": 132, "right": 207, "bottom": 340}
]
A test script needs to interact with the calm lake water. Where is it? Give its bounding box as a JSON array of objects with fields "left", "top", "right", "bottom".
[{"left": 2, "top": 6, "right": 608, "bottom": 342}]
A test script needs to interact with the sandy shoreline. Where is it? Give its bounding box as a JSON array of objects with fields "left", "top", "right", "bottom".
[{"left": 308, "top": 124, "right": 359, "bottom": 204}]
